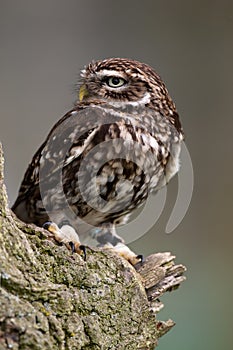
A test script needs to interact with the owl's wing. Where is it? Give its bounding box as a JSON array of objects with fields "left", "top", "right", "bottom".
[
  {"left": 12, "top": 140, "right": 46, "bottom": 209},
  {"left": 11, "top": 106, "right": 100, "bottom": 216}
]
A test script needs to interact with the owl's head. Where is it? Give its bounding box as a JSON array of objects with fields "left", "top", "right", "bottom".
[{"left": 78, "top": 58, "right": 171, "bottom": 107}]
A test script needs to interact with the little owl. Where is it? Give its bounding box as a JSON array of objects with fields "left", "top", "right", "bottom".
[{"left": 12, "top": 58, "right": 183, "bottom": 264}]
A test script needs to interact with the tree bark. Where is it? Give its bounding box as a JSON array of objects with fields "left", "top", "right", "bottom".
[{"left": 0, "top": 143, "right": 186, "bottom": 350}]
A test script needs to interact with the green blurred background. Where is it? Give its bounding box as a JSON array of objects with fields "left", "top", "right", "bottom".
[{"left": 1, "top": 1, "right": 232, "bottom": 349}]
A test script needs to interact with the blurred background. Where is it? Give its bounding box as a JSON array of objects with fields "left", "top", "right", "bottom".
[{"left": 1, "top": 1, "right": 233, "bottom": 349}]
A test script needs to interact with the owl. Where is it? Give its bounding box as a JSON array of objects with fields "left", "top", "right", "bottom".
[{"left": 12, "top": 58, "right": 183, "bottom": 264}]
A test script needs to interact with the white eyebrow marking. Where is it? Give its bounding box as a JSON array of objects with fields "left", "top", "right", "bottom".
[{"left": 95, "top": 69, "right": 126, "bottom": 78}]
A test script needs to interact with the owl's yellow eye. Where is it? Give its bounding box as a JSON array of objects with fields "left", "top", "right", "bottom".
[{"left": 106, "top": 76, "right": 126, "bottom": 88}]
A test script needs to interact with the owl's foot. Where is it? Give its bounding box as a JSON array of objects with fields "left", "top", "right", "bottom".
[
  {"left": 102, "top": 242, "right": 143, "bottom": 266},
  {"left": 43, "top": 222, "right": 142, "bottom": 266},
  {"left": 43, "top": 221, "right": 86, "bottom": 260}
]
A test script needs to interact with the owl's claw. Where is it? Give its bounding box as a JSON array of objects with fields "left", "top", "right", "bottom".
[
  {"left": 136, "top": 254, "right": 144, "bottom": 265},
  {"left": 79, "top": 245, "right": 87, "bottom": 261},
  {"left": 69, "top": 241, "right": 76, "bottom": 254},
  {"left": 43, "top": 221, "right": 86, "bottom": 260}
]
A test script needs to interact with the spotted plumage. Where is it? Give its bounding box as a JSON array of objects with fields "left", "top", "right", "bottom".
[{"left": 12, "top": 58, "right": 183, "bottom": 264}]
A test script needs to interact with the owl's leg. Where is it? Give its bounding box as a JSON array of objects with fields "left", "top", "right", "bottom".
[
  {"left": 91, "top": 225, "right": 143, "bottom": 266},
  {"left": 43, "top": 221, "right": 86, "bottom": 260},
  {"left": 91, "top": 224, "right": 124, "bottom": 246}
]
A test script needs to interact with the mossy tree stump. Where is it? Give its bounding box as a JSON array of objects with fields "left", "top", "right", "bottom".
[{"left": 0, "top": 143, "right": 186, "bottom": 349}]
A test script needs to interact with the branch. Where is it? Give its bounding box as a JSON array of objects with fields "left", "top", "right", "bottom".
[{"left": 0, "top": 143, "right": 186, "bottom": 349}]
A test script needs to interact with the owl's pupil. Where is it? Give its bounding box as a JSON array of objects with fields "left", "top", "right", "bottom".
[{"left": 111, "top": 77, "right": 120, "bottom": 85}]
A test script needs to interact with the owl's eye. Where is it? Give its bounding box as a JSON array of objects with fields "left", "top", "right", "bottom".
[{"left": 106, "top": 76, "right": 126, "bottom": 88}]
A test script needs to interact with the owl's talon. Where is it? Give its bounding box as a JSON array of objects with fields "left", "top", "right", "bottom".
[
  {"left": 69, "top": 241, "right": 75, "bottom": 254},
  {"left": 136, "top": 254, "right": 144, "bottom": 264},
  {"left": 79, "top": 245, "right": 87, "bottom": 261}
]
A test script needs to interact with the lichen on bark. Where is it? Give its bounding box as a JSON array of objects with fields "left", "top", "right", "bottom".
[{"left": 0, "top": 143, "right": 186, "bottom": 349}]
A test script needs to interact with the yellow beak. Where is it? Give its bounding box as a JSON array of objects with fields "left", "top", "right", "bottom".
[{"left": 79, "top": 84, "right": 89, "bottom": 101}]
